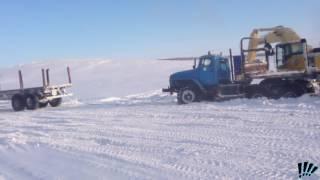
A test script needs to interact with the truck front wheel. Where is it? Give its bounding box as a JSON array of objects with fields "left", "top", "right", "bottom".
[{"left": 177, "top": 87, "right": 199, "bottom": 104}]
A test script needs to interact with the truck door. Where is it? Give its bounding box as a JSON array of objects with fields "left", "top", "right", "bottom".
[
  {"left": 199, "top": 57, "right": 217, "bottom": 87},
  {"left": 218, "top": 60, "right": 230, "bottom": 84}
]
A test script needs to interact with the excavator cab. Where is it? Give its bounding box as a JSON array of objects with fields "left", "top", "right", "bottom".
[{"left": 275, "top": 39, "right": 308, "bottom": 71}]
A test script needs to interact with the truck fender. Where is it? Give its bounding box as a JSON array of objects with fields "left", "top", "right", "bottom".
[
  {"left": 190, "top": 79, "right": 207, "bottom": 94},
  {"left": 172, "top": 79, "right": 207, "bottom": 94}
]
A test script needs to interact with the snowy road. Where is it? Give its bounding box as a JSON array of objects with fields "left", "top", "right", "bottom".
[{"left": 0, "top": 92, "right": 320, "bottom": 179}]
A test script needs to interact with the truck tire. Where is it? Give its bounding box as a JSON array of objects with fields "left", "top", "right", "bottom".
[
  {"left": 177, "top": 87, "right": 198, "bottom": 104},
  {"left": 25, "top": 94, "right": 40, "bottom": 110},
  {"left": 11, "top": 94, "right": 26, "bottom": 112},
  {"left": 49, "top": 98, "right": 62, "bottom": 107}
]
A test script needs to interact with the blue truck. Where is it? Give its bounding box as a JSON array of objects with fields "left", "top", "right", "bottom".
[{"left": 162, "top": 39, "right": 320, "bottom": 104}]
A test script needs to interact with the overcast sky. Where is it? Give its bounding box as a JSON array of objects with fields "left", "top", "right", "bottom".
[{"left": 0, "top": 0, "right": 319, "bottom": 66}]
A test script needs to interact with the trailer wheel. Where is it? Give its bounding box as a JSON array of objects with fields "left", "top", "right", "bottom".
[
  {"left": 177, "top": 87, "right": 198, "bottom": 104},
  {"left": 11, "top": 94, "right": 26, "bottom": 111},
  {"left": 39, "top": 101, "right": 49, "bottom": 108},
  {"left": 49, "top": 98, "right": 62, "bottom": 107},
  {"left": 25, "top": 94, "right": 39, "bottom": 110}
]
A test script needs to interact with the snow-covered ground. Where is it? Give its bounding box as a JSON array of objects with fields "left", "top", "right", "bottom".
[{"left": 0, "top": 59, "right": 320, "bottom": 179}]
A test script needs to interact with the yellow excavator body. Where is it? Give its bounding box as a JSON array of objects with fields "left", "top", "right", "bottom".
[
  {"left": 283, "top": 55, "right": 306, "bottom": 71},
  {"left": 309, "top": 52, "right": 320, "bottom": 69},
  {"left": 315, "top": 56, "right": 320, "bottom": 68},
  {"left": 246, "top": 26, "right": 320, "bottom": 72}
]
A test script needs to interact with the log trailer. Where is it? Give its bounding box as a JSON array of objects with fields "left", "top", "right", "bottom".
[
  {"left": 162, "top": 26, "right": 320, "bottom": 104},
  {"left": 0, "top": 67, "right": 72, "bottom": 111}
]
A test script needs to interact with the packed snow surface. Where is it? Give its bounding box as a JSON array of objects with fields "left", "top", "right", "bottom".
[{"left": 0, "top": 59, "right": 320, "bottom": 179}]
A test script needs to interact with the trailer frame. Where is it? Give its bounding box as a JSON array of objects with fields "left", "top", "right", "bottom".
[{"left": 0, "top": 67, "right": 72, "bottom": 111}]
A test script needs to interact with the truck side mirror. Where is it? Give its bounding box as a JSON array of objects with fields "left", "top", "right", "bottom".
[{"left": 193, "top": 58, "right": 197, "bottom": 69}]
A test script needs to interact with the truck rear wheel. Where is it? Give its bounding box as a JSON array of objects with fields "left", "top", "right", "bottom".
[
  {"left": 25, "top": 94, "right": 39, "bottom": 110},
  {"left": 11, "top": 94, "right": 26, "bottom": 111},
  {"left": 177, "top": 87, "right": 198, "bottom": 104},
  {"left": 49, "top": 98, "right": 62, "bottom": 107}
]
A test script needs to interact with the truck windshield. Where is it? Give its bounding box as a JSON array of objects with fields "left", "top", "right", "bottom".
[{"left": 199, "top": 58, "right": 212, "bottom": 68}]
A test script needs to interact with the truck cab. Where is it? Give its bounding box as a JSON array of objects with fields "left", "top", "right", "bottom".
[
  {"left": 163, "top": 54, "right": 244, "bottom": 104},
  {"left": 165, "top": 55, "right": 230, "bottom": 91}
]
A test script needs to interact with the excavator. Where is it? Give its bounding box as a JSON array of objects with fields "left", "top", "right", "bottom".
[
  {"left": 242, "top": 26, "right": 320, "bottom": 74},
  {"left": 162, "top": 25, "right": 320, "bottom": 104}
]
